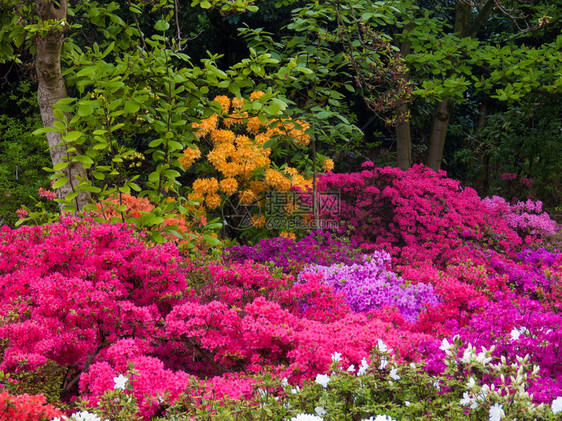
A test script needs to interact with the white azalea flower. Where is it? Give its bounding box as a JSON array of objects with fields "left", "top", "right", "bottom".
[
  {"left": 360, "top": 415, "right": 397, "bottom": 421},
  {"left": 113, "top": 374, "right": 128, "bottom": 390},
  {"left": 357, "top": 357, "right": 369, "bottom": 376},
  {"left": 462, "top": 345, "right": 476, "bottom": 363},
  {"left": 289, "top": 414, "right": 323, "bottom": 421},
  {"left": 552, "top": 396, "right": 562, "bottom": 414},
  {"left": 347, "top": 364, "right": 356, "bottom": 372},
  {"left": 331, "top": 352, "right": 342, "bottom": 363},
  {"left": 460, "top": 392, "right": 478, "bottom": 409},
  {"left": 510, "top": 326, "right": 528, "bottom": 341},
  {"left": 315, "top": 373, "right": 331, "bottom": 388},
  {"left": 71, "top": 411, "right": 107, "bottom": 421},
  {"left": 489, "top": 403, "right": 504, "bottom": 421},
  {"left": 476, "top": 351, "right": 492, "bottom": 365},
  {"left": 439, "top": 338, "right": 452, "bottom": 352},
  {"left": 377, "top": 339, "right": 389, "bottom": 353},
  {"left": 378, "top": 357, "right": 388, "bottom": 370},
  {"left": 315, "top": 406, "right": 327, "bottom": 416},
  {"left": 389, "top": 368, "right": 400, "bottom": 381}
]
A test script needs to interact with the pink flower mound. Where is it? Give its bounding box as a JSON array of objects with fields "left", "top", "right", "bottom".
[
  {"left": 165, "top": 296, "right": 431, "bottom": 381},
  {"left": 0, "top": 218, "right": 189, "bottom": 417},
  {"left": 483, "top": 196, "right": 558, "bottom": 240},
  {"left": 317, "top": 165, "right": 522, "bottom": 259},
  {"left": 0, "top": 218, "right": 432, "bottom": 418}
]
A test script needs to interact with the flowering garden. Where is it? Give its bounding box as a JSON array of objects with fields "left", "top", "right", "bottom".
[
  {"left": 1, "top": 0, "right": 561, "bottom": 419},
  {"left": 1, "top": 163, "right": 562, "bottom": 421}
]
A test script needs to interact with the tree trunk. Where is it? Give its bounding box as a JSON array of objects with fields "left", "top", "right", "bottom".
[
  {"left": 427, "top": 99, "right": 453, "bottom": 171},
  {"left": 426, "top": 0, "right": 494, "bottom": 171},
  {"left": 395, "top": 24, "right": 413, "bottom": 171},
  {"left": 35, "top": 0, "right": 90, "bottom": 211},
  {"left": 396, "top": 103, "right": 412, "bottom": 170}
]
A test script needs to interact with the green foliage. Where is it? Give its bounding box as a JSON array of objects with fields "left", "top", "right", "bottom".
[
  {"left": 0, "top": 84, "right": 56, "bottom": 227},
  {"left": 3, "top": 361, "right": 66, "bottom": 404},
  {"left": 456, "top": 94, "right": 562, "bottom": 207}
]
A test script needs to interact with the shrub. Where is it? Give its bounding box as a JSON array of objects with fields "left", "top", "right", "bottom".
[{"left": 316, "top": 164, "right": 524, "bottom": 261}]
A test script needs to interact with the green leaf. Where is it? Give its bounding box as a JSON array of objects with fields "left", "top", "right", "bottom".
[
  {"left": 76, "top": 66, "right": 96, "bottom": 78},
  {"left": 203, "top": 234, "right": 222, "bottom": 247},
  {"left": 168, "top": 140, "right": 184, "bottom": 151},
  {"left": 64, "top": 131, "right": 83, "bottom": 142},
  {"left": 101, "top": 42, "right": 115, "bottom": 58},
  {"left": 32, "top": 127, "right": 54, "bottom": 135},
  {"left": 204, "top": 222, "right": 222, "bottom": 230},
  {"left": 166, "top": 229, "right": 184, "bottom": 240},
  {"left": 154, "top": 20, "right": 170, "bottom": 31},
  {"left": 148, "top": 171, "right": 160, "bottom": 184},
  {"left": 53, "top": 162, "right": 69, "bottom": 171},
  {"left": 229, "top": 84, "right": 241, "bottom": 98},
  {"left": 52, "top": 177, "right": 68, "bottom": 189},
  {"left": 73, "top": 155, "right": 94, "bottom": 167},
  {"left": 149, "top": 139, "right": 163, "bottom": 147},
  {"left": 129, "top": 182, "right": 141, "bottom": 192},
  {"left": 200, "top": 0, "right": 212, "bottom": 9},
  {"left": 262, "top": 138, "right": 277, "bottom": 149},
  {"left": 124, "top": 101, "right": 140, "bottom": 114},
  {"left": 81, "top": 185, "right": 102, "bottom": 193},
  {"left": 163, "top": 169, "right": 181, "bottom": 178},
  {"left": 66, "top": 191, "right": 79, "bottom": 200},
  {"left": 78, "top": 104, "right": 94, "bottom": 116}
]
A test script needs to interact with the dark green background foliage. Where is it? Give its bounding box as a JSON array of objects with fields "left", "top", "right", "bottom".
[{"left": 0, "top": 83, "right": 55, "bottom": 226}]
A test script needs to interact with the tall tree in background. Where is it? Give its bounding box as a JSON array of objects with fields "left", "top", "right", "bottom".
[
  {"left": 35, "top": 0, "right": 91, "bottom": 210},
  {"left": 426, "top": 0, "right": 494, "bottom": 171}
]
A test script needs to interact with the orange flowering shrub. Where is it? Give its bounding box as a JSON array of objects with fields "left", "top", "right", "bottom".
[
  {"left": 182, "top": 93, "right": 322, "bottom": 232},
  {"left": 95, "top": 193, "right": 211, "bottom": 249}
]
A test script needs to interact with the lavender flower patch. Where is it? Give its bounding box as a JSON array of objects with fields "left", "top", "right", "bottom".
[{"left": 298, "top": 251, "right": 439, "bottom": 322}]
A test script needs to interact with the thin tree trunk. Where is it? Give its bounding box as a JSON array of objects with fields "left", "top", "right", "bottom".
[
  {"left": 35, "top": 0, "right": 90, "bottom": 211},
  {"left": 396, "top": 103, "right": 412, "bottom": 170},
  {"left": 426, "top": 0, "right": 494, "bottom": 171},
  {"left": 427, "top": 99, "right": 453, "bottom": 171}
]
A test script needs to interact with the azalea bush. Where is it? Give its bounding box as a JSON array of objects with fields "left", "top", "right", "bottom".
[{"left": 316, "top": 164, "right": 526, "bottom": 260}]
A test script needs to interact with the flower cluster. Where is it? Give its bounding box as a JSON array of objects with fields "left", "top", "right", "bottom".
[
  {"left": 181, "top": 94, "right": 331, "bottom": 227},
  {"left": 1, "top": 165, "right": 560, "bottom": 419},
  {"left": 483, "top": 195, "right": 558, "bottom": 239},
  {"left": 316, "top": 165, "right": 524, "bottom": 263},
  {"left": 227, "top": 230, "right": 363, "bottom": 274},
  {"left": 298, "top": 252, "right": 439, "bottom": 322},
  {"left": 0, "top": 391, "right": 62, "bottom": 420}
]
